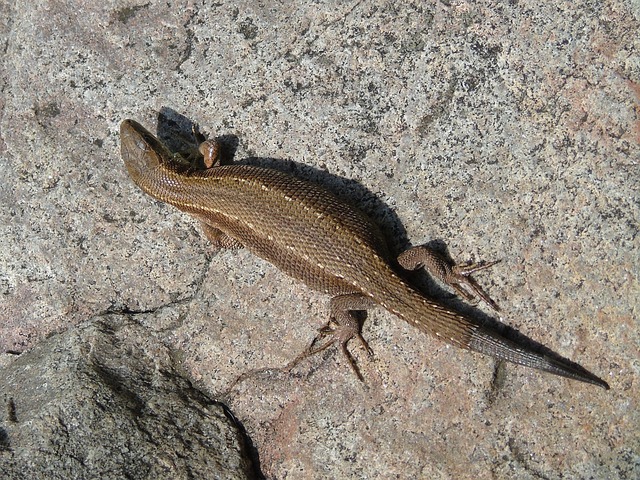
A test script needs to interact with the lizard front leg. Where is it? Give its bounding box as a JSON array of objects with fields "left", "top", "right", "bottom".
[{"left": 199, "top": 222, "right": 244, "bottom": 249}]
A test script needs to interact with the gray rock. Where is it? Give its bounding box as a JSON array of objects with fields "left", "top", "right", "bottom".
[
  {"left": 1, "top": 0, "right": 637, "bottom": 478},
  {"left": 0, "top": 316, "right": 256, "bottom": 480}
]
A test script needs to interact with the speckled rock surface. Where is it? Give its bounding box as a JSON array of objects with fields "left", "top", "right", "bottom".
[
  {"left": 0, "top": 316, "right": 256, "bottom": 479},
  {"left": 0, "top": 0, "right": 638, "bottom": 479}
]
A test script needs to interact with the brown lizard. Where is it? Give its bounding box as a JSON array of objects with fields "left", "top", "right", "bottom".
[{"left": 120, "top": 118, "right": 609, "bottom": 389}]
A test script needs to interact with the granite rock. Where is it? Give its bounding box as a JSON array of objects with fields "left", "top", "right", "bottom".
[{"left": 0, "top": 0, "right": 638, "bottom": 478}]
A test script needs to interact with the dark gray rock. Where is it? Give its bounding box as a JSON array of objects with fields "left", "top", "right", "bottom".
[{"left": 0, "top": 316, "right": 256, "bottom": 480}]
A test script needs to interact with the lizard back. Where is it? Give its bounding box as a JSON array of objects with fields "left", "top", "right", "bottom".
[{"left": 175, "top": 165, "right": 395, "bottom": 295}]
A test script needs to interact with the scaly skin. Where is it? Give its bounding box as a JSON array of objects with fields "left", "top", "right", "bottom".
[{"left": 120, "top": 119, "right": 609, "bottom": 389}]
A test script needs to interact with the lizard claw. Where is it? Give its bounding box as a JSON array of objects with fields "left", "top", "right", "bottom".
[
  {"left": 448, "top": 259, "right": 502, "bottom": 312},
  {"left": 295, "top": 319, "right": 372, "bottom": 381}
]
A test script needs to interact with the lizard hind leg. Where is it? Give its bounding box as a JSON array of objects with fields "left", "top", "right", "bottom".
[
  {"left": 292, "top": 293, "right": 375, "bottom": 381},
  {"left": 397, "top": 244, "right": 501, "bottom": 312}
]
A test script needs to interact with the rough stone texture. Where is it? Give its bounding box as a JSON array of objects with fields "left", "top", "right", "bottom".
[
  {"left": 0, "top": 0, "right": 638, "bottom": 479},
  {"left": 0, "top": 317, "right": 256, "bottom": 479}
]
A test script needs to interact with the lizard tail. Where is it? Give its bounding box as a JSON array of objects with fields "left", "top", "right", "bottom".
[
  {"left": 382, "top": 280, "right": 609, "bottom": 389},
  {"left": 467, "top": 326, "right": 610, "bottom": 389}
]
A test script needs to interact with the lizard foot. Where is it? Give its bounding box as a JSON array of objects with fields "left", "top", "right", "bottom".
[
  {"left": 304, "top": 318, "right": 373, "bottom": 381},
  {"left": 398, "top": 244, "right": 501, "bottom": 312},
  {"left": 287, "top": 293, "right": 376, "bottom": 381}
]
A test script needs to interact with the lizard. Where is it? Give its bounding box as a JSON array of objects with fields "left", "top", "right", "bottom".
[{"left": 120, "top": 118, "right": 609, "bottom": 389}]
